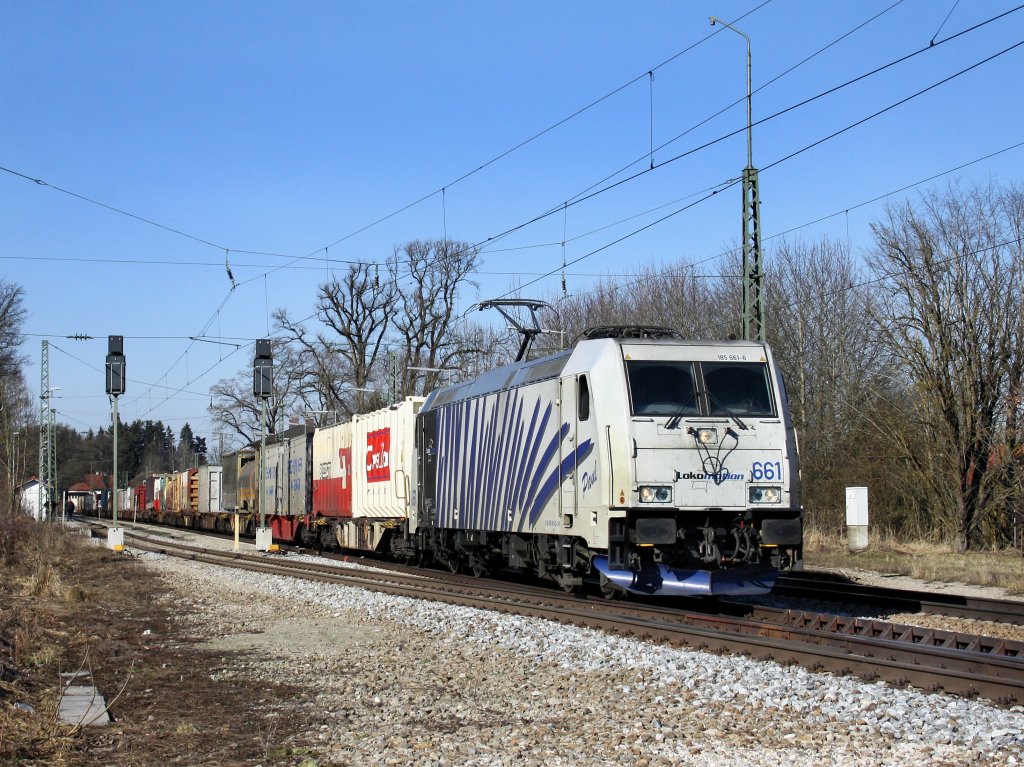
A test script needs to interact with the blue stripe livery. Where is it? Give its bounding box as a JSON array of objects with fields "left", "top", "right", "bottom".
[{"left": 433, "top": 389, "right": 594, "bottom": 532}]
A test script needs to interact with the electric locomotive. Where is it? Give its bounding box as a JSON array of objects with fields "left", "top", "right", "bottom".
[{"left": 398, "top": 326, "right": 802, "bottom": 597}]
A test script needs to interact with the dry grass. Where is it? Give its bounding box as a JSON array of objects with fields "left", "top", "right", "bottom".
[
  {"left": 804, "top": 524, "right": 1024, "bottom": 593},
  {"left": 0, "top": 517, "right": 82, "bottom": 765},
  {"left": 0, "top": 515, "right": 317, "bottom": 766}
]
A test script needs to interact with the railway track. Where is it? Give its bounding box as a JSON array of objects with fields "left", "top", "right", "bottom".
[
  {"left": 776, "top": 572, "right": 1024, "bottom": 625},
  {"left": 98, "top": 523, "right": 1024, "bottom": 705}
]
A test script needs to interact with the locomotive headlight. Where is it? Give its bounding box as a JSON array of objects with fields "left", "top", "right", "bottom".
[
  {"left": 748, "top": 486, "right": 782, "bottom": 504},
  {"left": 639, "top": 485, "right": 672, "bottom": 503},
  {"left": 688, "top": 427, "right": 718, "bottom": 445}
]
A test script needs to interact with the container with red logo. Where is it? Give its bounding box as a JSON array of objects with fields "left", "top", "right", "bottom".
[
  {"left": 312, "top": 421, "right": 353, "bottom": 518},
  {"left": 353, "top": 397, "right": 422, "bottom": 518},
  {"left": 311, "top": 397, "right": 423, "bottom": 520}
]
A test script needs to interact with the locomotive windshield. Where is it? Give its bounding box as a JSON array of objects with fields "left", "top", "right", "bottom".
[
  {"left": 703, "top": 362, "right": 775, "bottom": 417},
  {"left": 626, "top": 360, "right": 775, "bottom": 417},
  {"left": 627, "top": 361, "right": 699, "bottom": 416}
]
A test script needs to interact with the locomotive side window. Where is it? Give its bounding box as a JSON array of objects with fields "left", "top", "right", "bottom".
[
  {"left": 578, "top": 375, "right": 590, "bottom": 421},
  {"left": 626, "top": 361, "right": 698, "bottom": 416},
  {"left": 702, "top": 362, "right": 774, "bottom": 417}
]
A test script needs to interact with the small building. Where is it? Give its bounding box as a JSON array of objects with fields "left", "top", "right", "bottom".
[
  {"left": 18, "top": 477, "right": 52, "bottom": 521},
  {"left": 67, "top": 473, "right": 112, "bottom": 516}
]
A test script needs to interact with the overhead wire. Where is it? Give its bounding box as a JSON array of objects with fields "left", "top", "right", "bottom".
[
  {"left": 559, "top": 140, "right": 1024, "bottom": 303},
  {"left": 304, "top": 1, "right": 775, "bottom": 257},
  {"left": 761, "top": 39, "right": 1024, "bottom": 174},
  {"left": 2, "top": 2, "right": 1016, "bottom": 297},
  {"left": 123, "top": 287, "right": 240, "bottom": 421},
  {"left": 2, "top": 1, "right": 1006, "bottom": 296},
  {"left": 231, "top": 3, "right": 779, "bottom": 287},
  {"left": 931, "top": 0, "right": 962, "bottom": 45},
  {"left": 237, "top": 18, "right": 1024, "bottom": 350},
  {"left": 8, "top": 3, "right": 1020, "bottom": 428},
  {"left": 485, "top": 142, "right": 1023, "bottom": 301},
  {"left": 48, "top": 342, "right": 221, "bottom": 399},
  {"left": 492, "top": 38, "right": 1024, "bottom": 300},
  {"left": 560, "top": 0, "right": 911, "bottom": 208},
  {"left": 442, "top": 4, "right": 1024, "bottom": 274}
]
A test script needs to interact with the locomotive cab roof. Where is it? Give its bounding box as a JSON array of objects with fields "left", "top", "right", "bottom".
[
  {"left": 422, "top": 329, "right": 771, "bottom": 412},
  {"left": 580, "top": 325, "right": 682, "bottom": 341}
]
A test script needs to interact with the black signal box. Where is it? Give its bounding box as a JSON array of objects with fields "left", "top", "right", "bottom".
[
  {"left": 253, "top": 339, "right": 273, "bottom": 399},
  {"left": 106, "top": 336, "right": 126, "bottom": 396}
]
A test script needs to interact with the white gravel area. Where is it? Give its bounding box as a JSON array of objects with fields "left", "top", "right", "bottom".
[
  {"left": 125, "top": 542, "right": 1024, "bottom": 767},
  {"left": 125, "top": 523, "right": 1024, "bottom": 643}
]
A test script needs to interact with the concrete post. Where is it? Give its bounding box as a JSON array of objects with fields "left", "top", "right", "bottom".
[{"left": 845, "top": 486, "right": 869, "bottom": 551}]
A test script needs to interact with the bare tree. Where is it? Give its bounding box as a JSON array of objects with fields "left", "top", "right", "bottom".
[
  {"left": 0, "top": 281, "right": 27, "bottom": 381},
  {"left": 764, "top": 237, "right": 913, "bottom": 530},
  {"left": 208, "top": 341, "right": 302, "bottom": 444},
  {"left": 208, "top": 373, "right": 266, "bottom": 446},
  {"left": 868, "top": 181, "right": 1024, "bottom": 550},
  {"left": 272, "top": 263, "right": 393, "bottom": 418},
  {"left": 276, "top": 263, "right": 395, "bottom": 416},
  {"left": 388, "top": 240, "right": 479, "bottom": 395},
  {"left": 272, "top": 310, "right": 374, "bottom": 422},
  {"left": 1, "top": 375, "right": 32, "bottom": 515},
  {"left": 0, "top": 279, "right": 28, "bottom": 562}
]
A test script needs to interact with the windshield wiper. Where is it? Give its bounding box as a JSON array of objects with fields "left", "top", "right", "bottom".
[
  {"left": 704, "top": 389, "right": 749, "bottom": 431},
  {"left": 665, "top": 400, "right": 698, "bottom": 429}
]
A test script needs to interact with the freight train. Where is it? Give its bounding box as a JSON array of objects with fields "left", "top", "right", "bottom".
[{"left": 111, "top": 326, "right": 803, "bottom": 597}]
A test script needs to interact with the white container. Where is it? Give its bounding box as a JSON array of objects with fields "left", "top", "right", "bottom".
[
  {"left": 198, "top": 465, "right": 223, "bottom": 514},
  {"left": 351, "top": 398, "right": 422, "bottom": 519}
]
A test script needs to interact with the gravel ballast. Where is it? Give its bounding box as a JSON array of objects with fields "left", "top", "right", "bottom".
[{"left": 119, "top": 534, "right": 1024, "bottom": 767}]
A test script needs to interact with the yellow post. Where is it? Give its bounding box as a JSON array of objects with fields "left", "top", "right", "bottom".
[{"left": 233, "top": 512, "right": 240, "bottom": 552}]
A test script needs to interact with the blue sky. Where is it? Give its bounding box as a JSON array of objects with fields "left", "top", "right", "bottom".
[{"left": 2, "top": 0, "right": 1022, "bottom": 444}]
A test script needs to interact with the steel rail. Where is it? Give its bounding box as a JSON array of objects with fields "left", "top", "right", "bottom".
[
  {"left": 111, "top": 528, "right": 1024, "bottom": 705},
  {"left": 776, "top": 573, "right": 1024, "bottom": 625}
]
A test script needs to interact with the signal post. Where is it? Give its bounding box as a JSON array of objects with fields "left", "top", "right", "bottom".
[
  {"left": 253, "top": 339, "right": 273, "bottom": 552},
  {"left": 105, "top": 336, "right": 126, "bottom": 550}
]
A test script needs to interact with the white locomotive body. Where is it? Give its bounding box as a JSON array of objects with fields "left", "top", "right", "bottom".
[{"left": 406, "top": 328, "right": 802, "bottom": 596}]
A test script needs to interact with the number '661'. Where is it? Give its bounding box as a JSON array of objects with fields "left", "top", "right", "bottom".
[{"left": 750, "top": 461, "right": 783, "bottom": 481}]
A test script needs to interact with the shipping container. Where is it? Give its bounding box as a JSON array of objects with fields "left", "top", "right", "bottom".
[
  {"left": 351, "top": 397, "right": 422, "bottom": 519},
  {"left": 197, "top": 465, "right": 223, "bottom": 514},
  {"left": 311, "top": 420, "right": 353, "bottom": 518},
  {"left": 222, "top": 449, "right": 256, "bottom": 512}
]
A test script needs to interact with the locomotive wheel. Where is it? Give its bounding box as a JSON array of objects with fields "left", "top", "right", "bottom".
[
  {"left": 558, "top": 572, "right": 582, "bottom": 594},
  {"left": 470, "top": 561, "right": 489, "bottom": 579},
  {"left": 599, "top": 574, "right": 626, "bottom": 600}
]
